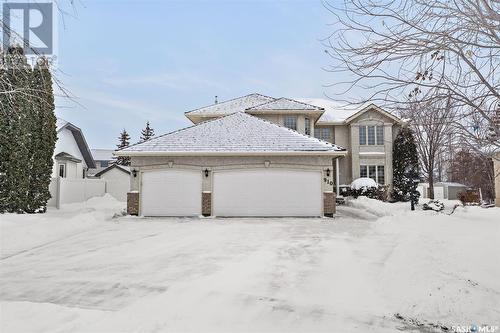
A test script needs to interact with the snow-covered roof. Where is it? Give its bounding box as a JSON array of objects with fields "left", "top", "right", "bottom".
[
  {"left": 185, "top": 94, "right": 400, "bottom": 125},
  {"left": 55, "top": 117, "right": 96, "bottom": 168},
  {"left": 435, "top": 182, "right": 467, "bottom": 187},
  {"left": 246, "top": 97, "right": 324, "bottom": 111},
  {"left": 56, "top": 118, "right": 68, "bottom": 131},
  {"left": 185, "top": 93, "right": 275, "bottom": 117},
  {"left": 117, "top": 112, "right": 346, "bottom": 156},
  {"left": 94, "top": 164, "right": 130, "bottom": 177},
  {"left": 91, "top": 149, "right": 115, "bottom": 161},
  {"left": 297, "top": 98, "right": 401, "bottom": 124}
]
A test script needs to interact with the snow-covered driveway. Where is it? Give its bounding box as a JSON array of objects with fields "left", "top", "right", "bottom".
[{"left": 1, "top": 197, "right": 499, "bottom": 332}]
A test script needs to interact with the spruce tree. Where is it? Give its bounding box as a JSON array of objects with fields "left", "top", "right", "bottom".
[
  {"left": 116, "top": 129, "right": 131, "bottom": 166},
  {"left": 392, "top": 126, "right": 420, "bottom": 204},
  {"left": 140, "top": 121, "right": 155, "bottom": 141}
]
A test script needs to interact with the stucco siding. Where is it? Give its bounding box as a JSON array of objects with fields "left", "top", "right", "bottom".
[{"left": 130, "top": 155, "right": 337, "bottom": 192}]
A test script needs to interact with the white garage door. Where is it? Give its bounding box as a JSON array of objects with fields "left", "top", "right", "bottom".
[
  {"left": 213, "top": 169, "right": 322, "bottom": 217},
  {"left": 141, "top": 169, "right": 202, "bottom": 216}
]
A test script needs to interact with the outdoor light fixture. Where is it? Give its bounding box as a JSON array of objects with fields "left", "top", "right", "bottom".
[
  {"left": 132, "top": 169, "right": 138, "bottom": 178},
  {"left": 326, "top": 168, "right": 330, "bottom": 177},
  {"left": 204, "top": 169, "right": 209, "bottom": 177}
]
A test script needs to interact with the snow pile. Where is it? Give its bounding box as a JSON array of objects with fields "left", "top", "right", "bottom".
[{"left": 351, "top": 177, "right": 378, "bottom": 190}]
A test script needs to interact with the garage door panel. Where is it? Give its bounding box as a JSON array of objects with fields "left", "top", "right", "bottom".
[
  {"left": 141, "top": 170, "right": 201, "bottom": 216},
  {"left": 213, "top": 169, "right": 321, "bottom": 217}
]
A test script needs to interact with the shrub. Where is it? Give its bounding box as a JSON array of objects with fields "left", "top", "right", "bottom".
[
  {"left": 457, "top": 189, "right": 480, "bottom": 205},
  {"left": 348, "top": 178, "right": 388, "bottom": 201},
  {"left": 422, "top": 200, "right": 444, "bottom": 211}
]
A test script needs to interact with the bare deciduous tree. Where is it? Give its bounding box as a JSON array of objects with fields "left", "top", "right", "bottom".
[
  {"left": 323, "top": 0, "right": 500, "bottom": 154},
  {"left": 401, "top": 95, "right": 457, "bottom": 198}
]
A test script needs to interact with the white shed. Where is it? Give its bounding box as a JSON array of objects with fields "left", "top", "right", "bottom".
[{"left": 95, "top": 165, "right": 131, "bottom": 202}]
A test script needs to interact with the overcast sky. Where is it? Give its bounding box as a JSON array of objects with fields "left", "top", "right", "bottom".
[{"left": 55, "top": 0, "right": 348, "bottom": 149}]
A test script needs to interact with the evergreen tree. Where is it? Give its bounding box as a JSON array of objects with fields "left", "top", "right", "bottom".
[
  {"left": 25, "top": 58, "right": 57, "bottom": 213},
  {"left": 116, "top": 129, "right": 131, "bottom": 166},
  {"left": 0, "top": 46, "right": 31, "bottom": 213},
  {"left": 0, "top": 48, "right": 56, "bottom": 213},
  {"left": 392, "top": 126, "right": 420, "bottom": 204},
  {"left": 140, "top": 121, "right": 155, "bottom": 141}
]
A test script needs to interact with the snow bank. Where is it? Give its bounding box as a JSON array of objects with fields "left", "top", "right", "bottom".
[{"left": 0, "top": 194, "right": 125, "bottom": 259}]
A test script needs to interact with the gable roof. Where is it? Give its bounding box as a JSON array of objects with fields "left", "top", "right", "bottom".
[
  {"left": 297, "top": 98, "right": 401, "bottom": 124},
  {"left": 246, "top": 97, "right": 324, "bottom": 111},
  {"left": 54, "top": 152, "right": 82, "bottom": 163},
  {"left": 57, "top": 118, "right": 96, "bottom": 168},
  {"left": 94, "top": 164, "right": 130, "bottom": 177},
  {"left": 116, "top": 112, "right": 346, "bottom": 156},
  {"left": 185, "top": 93, "right": 275, "bottom": 118}
]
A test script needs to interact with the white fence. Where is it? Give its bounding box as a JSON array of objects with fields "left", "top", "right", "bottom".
[
  {"left": 48, "top": 178, "right": 106, "bottom": 208},
  {"left": 105, "top": 179, "right": 129, "bottom": 202}
]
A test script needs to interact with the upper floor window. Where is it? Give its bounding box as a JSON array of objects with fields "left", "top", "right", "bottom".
[
  {"left": 360, "top": 164, "right": 385, "bottom": 184},
  {"left": 284, "top": 116, "right": 297, "bottom": 130},
  {"left": 304, "top": 117, "right": 311, "bottom": 135},
  {"left": 359, "top": 125, "right": 384, "bottom": 145},
  {"left": 314, "top": 127, "right": 332, "bottom": 142}
]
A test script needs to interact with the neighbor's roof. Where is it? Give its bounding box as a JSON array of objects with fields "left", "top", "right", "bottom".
[
  {"left": 91, "top": 149, "right": 115, "bottom": 161},
  {"left": 56, "top": 118, "right": 96, "bottom": 168},
  {"left": 246, "top": 97, "right": 324, "bottom": 111},
  {"left": 116, "top": 112, "right": 346, "bottom": 156},
  {"left": 435, "top": 182, "right": 467, "bottom": 187},
  {"left": 94, "top": 164, "right": 130, "bottom": 177}
]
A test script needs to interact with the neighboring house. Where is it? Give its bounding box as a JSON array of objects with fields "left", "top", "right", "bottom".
[
  {"left": 417, "top": 182, "right": 467, "bottom": 200},
  {"left": 115, "top": 93, "right": 403, "bottom": 217},
  {"left": 53, "top": 118, "right": 96, "bottom": 179},
  {"left": 94, "top": 164, "right": 130, "bottom": 202},
  {"left": 48, "top": 119, "right": 105, "bottom": 208},
  {"left": 88, "top": 149, "right": 116, "bottom": 176}
]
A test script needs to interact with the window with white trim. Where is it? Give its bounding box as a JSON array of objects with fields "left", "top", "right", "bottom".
[
  {"left": 284, "top": 116, "right": 297, "bottom": 130},
  {"left": 59, "top": 164, "right": 66, "bottom": 178},
  {"left": 304, "top": 117, "right": 311, "bottom": 135},
  {"left": 314, "top": 127, "right": 333, "bottom": 142},
  {"left": 359, "top": 125, "right": 384, "bottom": 145},
  {"left": 360, "top": 164, "right": 385, "bottom": 184},
  {"left": 359, "top": 126, "right": 366, "bottom": 145}
]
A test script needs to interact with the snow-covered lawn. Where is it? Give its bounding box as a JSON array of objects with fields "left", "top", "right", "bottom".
[{"left": 0, "top": 196, "right": 499, "bottom": 332}]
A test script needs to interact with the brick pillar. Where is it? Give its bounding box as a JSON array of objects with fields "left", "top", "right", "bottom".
[
  {"left": 202, "top": 192, "right": 212, "bottom": 216},
  {"left": 323, "top": 192, "right": 336, "bottom": 217},
  {"left": 127, "top": 192, "right": 139, "bottom": 216}
]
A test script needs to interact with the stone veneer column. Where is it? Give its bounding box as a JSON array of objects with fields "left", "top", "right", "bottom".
[
  {"left": 202, "top": 192, "right": 212, "bottom": 216},
  {"left": 127, "top": 191, "right": 139, "bottom": 216},
  {"left": 323, "top": 192, "right": 336, "bottom": 217}
]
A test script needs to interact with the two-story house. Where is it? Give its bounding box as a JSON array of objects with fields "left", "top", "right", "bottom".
[{"left": 115, "top": 93, "right": 402, "bottom": 217}]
